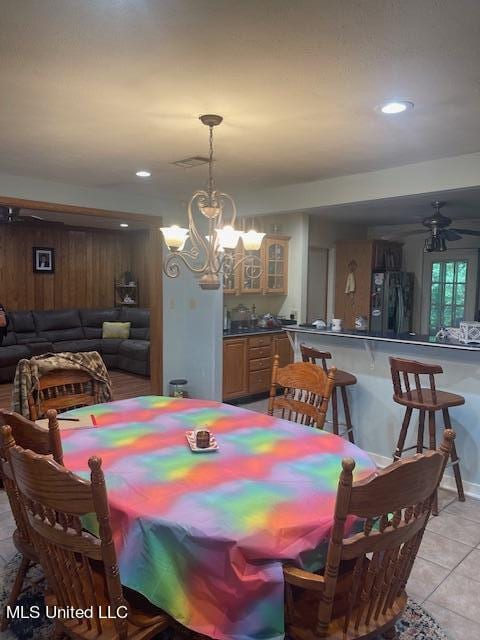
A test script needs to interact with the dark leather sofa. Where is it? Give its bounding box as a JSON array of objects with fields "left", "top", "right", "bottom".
[{"left": 0, "top": 307, "right": 150, "bottom": 382}]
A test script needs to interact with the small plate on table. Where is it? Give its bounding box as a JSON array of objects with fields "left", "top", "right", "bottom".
[{"left": 185, "top": 430, "right": 219, "bottom": 453}]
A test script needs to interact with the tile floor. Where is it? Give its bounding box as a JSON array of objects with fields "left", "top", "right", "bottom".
[{"left": 1, "top": 400, "right": 479, "bottom": 640}]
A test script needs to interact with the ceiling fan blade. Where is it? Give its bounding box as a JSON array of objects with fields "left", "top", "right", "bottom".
[
  {"left": 449, "top": 228, "right": 480, "bottom": 237},
  {"left": 442, "top": 229, "right": 462, "bottom": 241}
]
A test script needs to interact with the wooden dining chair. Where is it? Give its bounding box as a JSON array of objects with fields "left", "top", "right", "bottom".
[
  {"left": 268, "top": 354, "right": 336, "bottom": 429},
  {"left": 2, "top": 424, "right": 171, "bottom": 640},
  {"left": 0, "top": 408, "right": 64, "bottom": 464},
  {"left": 283, "top": 429, "right": 455, "bottom": 640},
  {"left": 28, "top": 368, "right": 97, "bottom": 420},
  {"left": 0, "top": 409, "right": 62, "bottom": 630}
]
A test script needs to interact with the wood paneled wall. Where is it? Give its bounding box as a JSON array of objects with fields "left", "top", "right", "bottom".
[
  {"left": 334, "top": 240, "right": 374, "bottom": 329},
  {"left": 0, "top": 224, "right": 150, "bottom": 310}
]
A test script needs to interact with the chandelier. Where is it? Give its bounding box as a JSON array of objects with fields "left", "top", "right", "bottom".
[{"left": 160, "top": 115, "right": 265, "bottom": 289}]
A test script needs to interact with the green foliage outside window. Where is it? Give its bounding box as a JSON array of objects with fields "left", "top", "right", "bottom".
[{"left": 429, "top": 260, "right": 468, "bottom": 335}]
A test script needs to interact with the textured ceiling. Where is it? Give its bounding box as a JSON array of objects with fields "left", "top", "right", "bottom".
[{"left": 1, "top": 0, "right": 480, "bottom": 202}]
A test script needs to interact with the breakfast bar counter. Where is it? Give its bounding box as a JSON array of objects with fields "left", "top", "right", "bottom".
[{"left": 285, "top": 326, "right": 480, "bottom": 495}]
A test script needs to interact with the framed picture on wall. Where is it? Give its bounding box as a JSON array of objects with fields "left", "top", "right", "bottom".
[{"left": 33, "top": 247, "right": 55, "bottom": 273}]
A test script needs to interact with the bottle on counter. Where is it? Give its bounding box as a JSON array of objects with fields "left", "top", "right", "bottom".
[
  {"left": 223, "top": 305, "right": 232, "bottom": 331},
  {"left": 250, "top": 304, "right": 258, "bottom": 329},
  {"left": 223, "top": 305, "right": 228, "bottom": 331}
]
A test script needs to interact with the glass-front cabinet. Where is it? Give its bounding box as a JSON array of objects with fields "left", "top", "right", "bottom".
[
  {"left": 222, "top": 235, "right": 289, "bottom": 295},
  {"left": 222, "top": 247, "right": 240, "bottom": 294},
  {"left": 240, "top": 246, "right": 264, "bottom": 294},
  {"left": 265, "top": 237, "right": 288, "bottom": 294}
]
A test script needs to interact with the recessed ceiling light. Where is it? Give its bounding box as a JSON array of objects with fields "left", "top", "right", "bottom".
[
  {"left": 380, "top": 101, "right": 414, "bottom": 114},
  {"left": 120, "top": 223, "right": 129, "bottom": 228},
  {"left": 136, "top": 170, "right": 151, "bottom": 177}
]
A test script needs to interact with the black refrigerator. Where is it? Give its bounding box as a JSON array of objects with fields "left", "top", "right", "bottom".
[{"left": 370, "top": 271, "right": 414, "bottom": 334}]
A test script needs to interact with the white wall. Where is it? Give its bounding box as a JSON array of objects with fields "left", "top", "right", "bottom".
[
  {"left": 0, "top": 170, "right": 181, "bottom": 217},
  {"left": 308, "top": 215, "right": 368, "bottom": 322},
  {"left": 308, "top": 216, "right": 367, "bottom": 249},
  {"left": 163, "top": 270, "right": 222, "bottom": 400},
  {"left": 237, "top": 152, "right": 480, "bottom": 216}
]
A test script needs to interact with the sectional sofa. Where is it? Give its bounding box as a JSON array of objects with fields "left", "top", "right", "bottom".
[{"left": 0, "top": 307, "right": 150, "bottom": 382}]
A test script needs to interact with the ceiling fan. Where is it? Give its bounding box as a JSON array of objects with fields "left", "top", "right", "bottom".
[
  {"left": 0, "top": 205, "right": 63, "bottom": 226},
  {"left": 389, "top": 200, "right": 480, "bottom": 252}
]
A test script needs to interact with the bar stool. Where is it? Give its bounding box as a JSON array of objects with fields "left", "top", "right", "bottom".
[
  {"left": 389, "top": 356, "right": 465, "bottom": 515},
  {"left": 300, "top": 344, "right": 356, "bottom": 443}
]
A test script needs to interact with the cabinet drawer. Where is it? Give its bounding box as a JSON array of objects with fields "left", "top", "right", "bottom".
[
  {"left": 249, "top": 357, "right": 272, "bottom": 372},
  {"left": 248, "top": 335, "right": 273, "bottom": 348},
  {"left": 249, "top": 346, "right": 272, "bottom": 359},
  {"left": 249, "top": 369, "right": 271, "bottom": 394}
]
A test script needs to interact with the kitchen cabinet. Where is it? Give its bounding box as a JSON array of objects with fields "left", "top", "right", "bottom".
[
  {"left": 240, "top": 245, "right": 264, "bottom": 294},
  {"left": 264, "top": 237, "right": 289, "bottom": 294},
  {"left": 223, "top": 339, "right": 248, "bottom": 399},
  {"left": 274, "top": 333, "right": 293, "bottom": 368},
  {"left": 222, "top": 247, "right": 241, "bottom": 295},
  {"left": 223, "top": 331, "right": 293, "bottom": 401},
  {"left": 223, "top": 235, "right": 289, "bottom": 296}
]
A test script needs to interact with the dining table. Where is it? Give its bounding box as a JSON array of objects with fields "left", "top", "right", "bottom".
[{"left": 61, "top": 395, "right": 376, "bottom": 640}]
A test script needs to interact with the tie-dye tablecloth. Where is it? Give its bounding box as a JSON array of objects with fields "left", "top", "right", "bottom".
[{"left": 61, "top": 396, "right": 375, "bottom": 640}]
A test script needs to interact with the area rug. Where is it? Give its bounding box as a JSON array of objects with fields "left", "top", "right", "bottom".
[{"left": 0, "top": 554, "right": 450, "bottom": 639}]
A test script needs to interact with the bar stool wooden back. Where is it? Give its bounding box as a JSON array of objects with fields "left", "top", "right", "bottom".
[
  {"left": 389, "top": 356, "right": 465, "bottom": 514},
  {"left": 301, "top": 344, "right": 356, "bottom": 443}
]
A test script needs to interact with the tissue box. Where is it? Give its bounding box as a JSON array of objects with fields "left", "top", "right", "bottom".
[{"left": 459, "top": 321, "right": 480, "bottom": 344}]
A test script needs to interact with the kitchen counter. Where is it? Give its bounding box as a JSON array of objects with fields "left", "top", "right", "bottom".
[
  {"left": 286, "top": 326, "right": 480, "bottom": 351},
  {"left": 285, "top": 325, "right": 480, "bottom": 496},
  {"left": 223, "top": 327, "right": 286, "bottom": 339}
]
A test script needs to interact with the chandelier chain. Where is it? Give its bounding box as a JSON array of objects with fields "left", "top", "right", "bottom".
[{"left": 208, "top": 125, "right": 216, "bottom": 204}]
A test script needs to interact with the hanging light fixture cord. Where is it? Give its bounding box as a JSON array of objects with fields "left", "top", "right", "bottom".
[{"left": 207, "top": 124, "right": 215, "bottom": 206}]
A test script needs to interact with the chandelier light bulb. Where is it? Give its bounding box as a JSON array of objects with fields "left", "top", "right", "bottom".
[
  {"left": 160, "top": 225, "right": 189, "bottom": 251},
  {"left": 241, "top": 229, "right": 266, "bottom": 251},
  {"left": 216, "top": 225, "right": 241, "bottom": 249}
]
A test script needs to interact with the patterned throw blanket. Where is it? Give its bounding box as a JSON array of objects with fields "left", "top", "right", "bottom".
[{"left": 12, "top": 351, "right": 113, "bottom": 417}]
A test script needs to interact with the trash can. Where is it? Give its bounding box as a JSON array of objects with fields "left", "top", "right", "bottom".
[{"left": 169, "top": 379, "right": 189, "bottom": 398}]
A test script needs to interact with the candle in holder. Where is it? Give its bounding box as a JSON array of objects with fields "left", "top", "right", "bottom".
[{"left": 196, "top": 429, "right": 211, "bottom": 449}]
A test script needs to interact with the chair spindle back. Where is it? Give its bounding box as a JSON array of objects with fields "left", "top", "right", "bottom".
[
  {"left": 288, "top": 430, "right": 454, "bottom": 638},
  {"left": 28, "top": 369, "right": 96, "bottom": 420},
  {"left": 300, "top": 344, "right": 332, "bottom": 373},
  {"left": 0, "top": 409, "right": 63, "bottom": 549},
  {"left": 3, "top": 425, "right": 129, "bottom": 640},
  {"left": 268, "top": 355, "right": 336, "bottom": 429},
  {"left": 389, "top": 357, "right": 443, "bottom": 405}
]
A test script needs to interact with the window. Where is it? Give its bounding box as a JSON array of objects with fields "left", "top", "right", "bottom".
[{"left": 429, "top": 260, "right": 468, "bottom": 334}]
